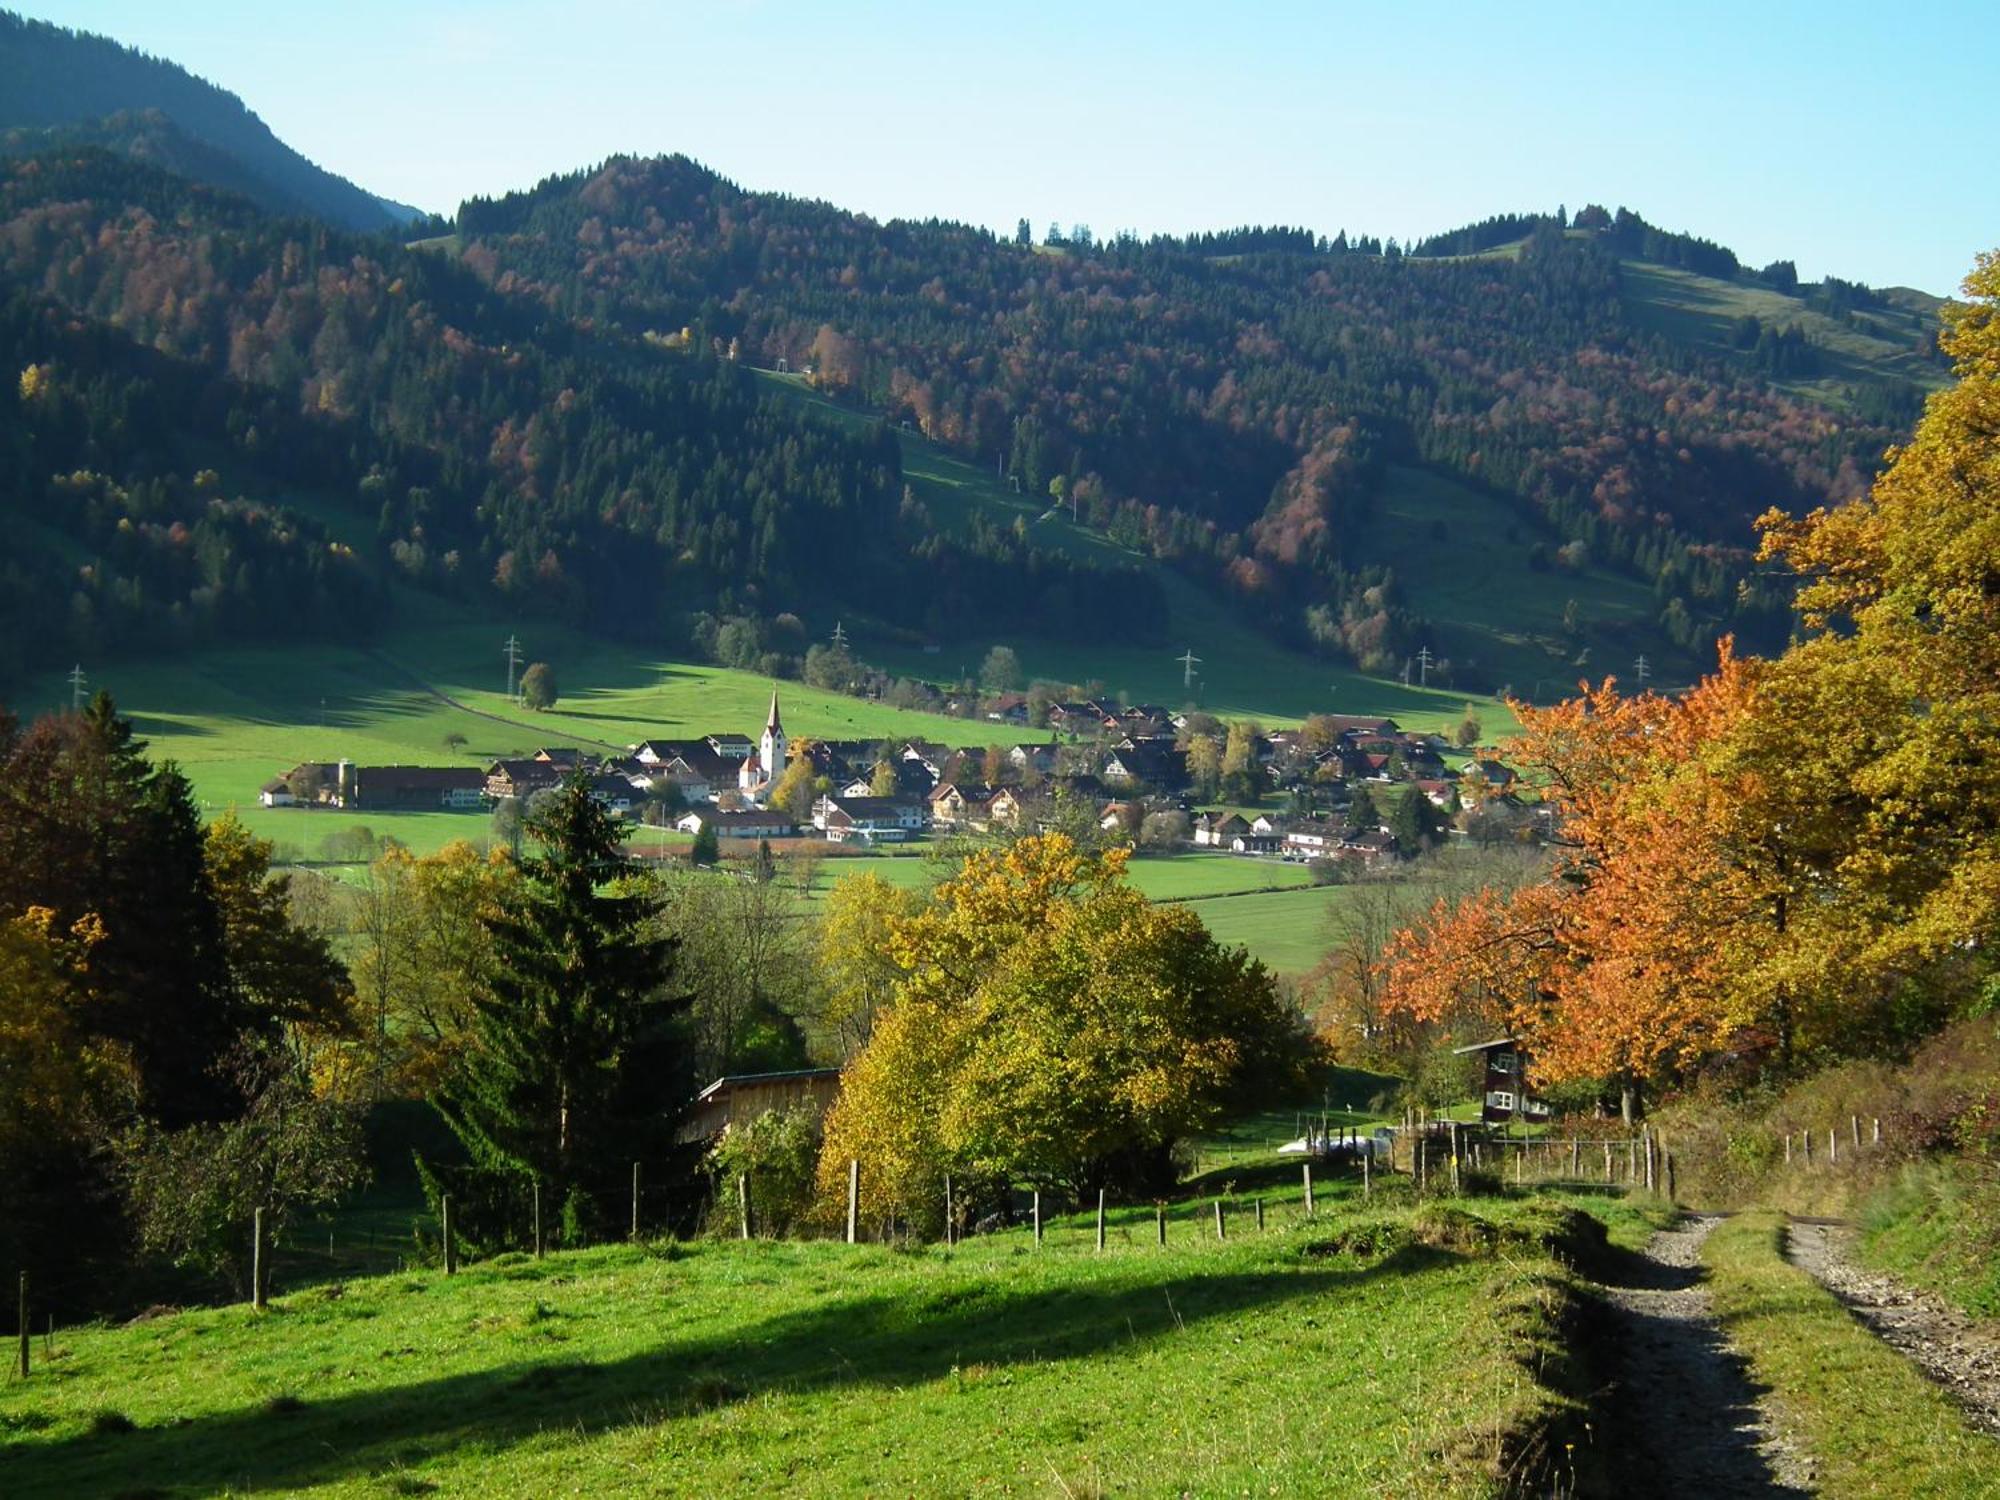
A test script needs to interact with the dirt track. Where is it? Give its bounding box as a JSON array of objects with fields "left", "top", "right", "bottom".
[
  {"left": 1597, "top": 1214, "right": 1813, "bottom": 1496},
  {"left": 1787, "top": 1218, "right": 2000, "bottom": 1438}
]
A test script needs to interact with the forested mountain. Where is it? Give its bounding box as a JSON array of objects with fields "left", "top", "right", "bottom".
[
  {"left": 453, "top": 157, "right": 1940, "bottom": 674},
  {"left": 0, "top": 17, "right": 1949, "bottom": 693},
  {"left": 0, "top": 10, "right": 412, "bottom": 232},
  {"left": 0, "top": 149, "right": 1164, "bottom": 683}
]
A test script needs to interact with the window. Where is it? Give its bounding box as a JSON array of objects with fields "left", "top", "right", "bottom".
[
  {"left": 1486, "top": 1090, "right": 1516, "bottom": 1113},
  {"left": 1491, "top": 1051, "right": 1518, "bottom": 1074}
]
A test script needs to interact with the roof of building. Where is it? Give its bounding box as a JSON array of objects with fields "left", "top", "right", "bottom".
[
  {"left": 1451, "top": 1037, "right": 1522, "bottom": 1056},
  {"left": 694, "top": 1067, "right": 842, "bottom": 1103}
]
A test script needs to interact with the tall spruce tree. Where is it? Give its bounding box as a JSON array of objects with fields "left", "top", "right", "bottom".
[
  {"left": 0, "top": 693, "right": 247, "bottom": 1126},
  {"left": 427, "top": 771, "right": 688, "bottom": 1249}
]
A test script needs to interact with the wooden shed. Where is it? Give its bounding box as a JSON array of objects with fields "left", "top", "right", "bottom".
[
  {"left": 1452, "top": 1037, "right": 1552, "bottom": 1125},
  {"left": 677, "top": 1067, "right": 843, "bottom": 1144}
]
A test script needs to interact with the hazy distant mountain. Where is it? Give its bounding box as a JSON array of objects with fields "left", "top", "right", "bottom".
[{"left": 0, "top": 9, "right": 411, "bottom": 231}]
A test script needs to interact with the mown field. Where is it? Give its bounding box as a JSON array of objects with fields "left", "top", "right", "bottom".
[{"left": 0, "top": 1168, "right": 1663, "bottom": 1499}]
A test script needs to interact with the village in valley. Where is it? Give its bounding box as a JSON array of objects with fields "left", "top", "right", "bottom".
[{"left": 255, "top": 681, "right": 1537, "bottom": 866}]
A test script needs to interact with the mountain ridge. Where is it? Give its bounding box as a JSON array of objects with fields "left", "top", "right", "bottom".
[{"left": 0, "top": 9, "right": 414, "bottom": 231}]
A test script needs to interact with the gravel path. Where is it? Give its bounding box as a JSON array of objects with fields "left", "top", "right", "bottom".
[
  {"left": 1598, "top": 1214, "right": 1815, "bottom": 1496},
  {"left": 1787, "top": 1218, "right": 2000, "bottom": 1437}
]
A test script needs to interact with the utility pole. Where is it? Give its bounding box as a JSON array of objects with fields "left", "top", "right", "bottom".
[
  {"left": 67, "top": 664, "right": 86, "bottom": 712},
  {"left": 1635, "top": 654, "right": 1651, "bottom": 686},
  {"left": 503, "top": 635, "right": 522, "bottom": 702},
  {"left": 1416, "top": 646, "right": 1433, "bottom": 687},
  {"left": 831, "top": 620, "right": 849, "bottom": 651},
  {"left": 1176, "top": 649, "right": 1202, "bottom": 691}
]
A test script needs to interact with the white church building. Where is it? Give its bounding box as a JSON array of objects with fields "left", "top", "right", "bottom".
[{"left": 738, "top": 688, "right": 788, "bottom": 802}]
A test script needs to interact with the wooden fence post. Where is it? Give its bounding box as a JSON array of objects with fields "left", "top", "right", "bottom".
[
  {"left": 845, "top": 1159, "right": 859, "bottom": 1245},
  {"left": 1302, "top": 1163, "right": 1315, "bottom": 1216},
  {"left": 441, "top": 1195, "right": 455, "bottom": 1276},
  {"left": 1784, "top": 1132, "right": 1792, "bottom": 1166},
  {"left": 16, "top": 1272, "right": 27, "bottom": 1379},
  {"left": 1256, "top": 1198, "right": 1265, "bottom": 1232},
  {"left": 532, "top": 1178, "right": 543, "bottom": 1259},
  {"left": 1802, "top": 1129, "right": 1812, "bottom": 1164},
  {"left": 252, "top": 1206, "right": 267, "bottom": 1309},
  {"left": 1627, "top": 1136, "right": 1637, "bottom": 1182},
  {"left": 1213, "top": 1199, "right": 1226, "bottom": 1241},
  {"left": 1033, "top": 1189, "right": 1043, "bottom": 1248},
  {"left": 630, "top": 1161, "right": 642, "bottom": 1241},
  {"left": 1362, "top": 1149, "right": 1371, "bottom": 1199},
  {"left": 1851, "top": 1115, "right": 1861, "bottom": 1150},
  {"left": 944, "top": 1175, "right": 954, "bottom": 1248},
  {"left": 1873, "top": 1117, "right": 1882, "bottom": 1146},
  {"left": 1156, "top": 1202, "right": 1166, "bottom": 1246},
  {"left": 737, "top": 1173, "right": 751, "bottom": 1241},
  {"left": 1096, "top": 1189, "right": 1106, "bottom": 1253},
  {"left": 1602, "top": 1141, "right": 1613, "bottom": 1181},
  {"left": 1569, "top": 1139, "right": 1580, "bottom": 1178},
  {"left": 1828, "top": 1128, "right": 1838, "bottom": 1166},
  {"left": 1666, "top": 1153, "right": 1677, "bottom": 1203}
]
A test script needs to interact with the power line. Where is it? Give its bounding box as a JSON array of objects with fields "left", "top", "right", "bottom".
[
  {"left": 67, "top": 664, "right": 86, "bottom": 712},
  {"left": 504, "top": 635, "right": 522, "bottom": 702},
  {"left": 1635, "top": 654, "right": 1651, "bottom": 686},
  {"left": 1416, "top": 646, "right": 1434, "bottom": 687},
  {"left": 1176, "top": 648, "right": 1202, "bottom": 690}
]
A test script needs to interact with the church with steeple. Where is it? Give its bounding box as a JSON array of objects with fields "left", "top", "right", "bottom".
[{"left": 738, "top": 686, "right": 788, "bottom": 801}]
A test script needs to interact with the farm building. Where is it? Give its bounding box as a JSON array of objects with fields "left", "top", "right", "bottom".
[
  {"left": 676, "top": 808, "right": 795, "bottom": 840},
  {"left": 677, "top": 1068, "right": 843, "bottom": 1144},
  {"left": 813, "top": 794, "right": 929, "bottom": 844},
  {"left": 1452, "top": 1037, "right": 1552, "bottom": 1124}
]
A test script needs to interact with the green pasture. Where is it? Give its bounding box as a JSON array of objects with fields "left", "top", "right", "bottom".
[
  {"left": 1356, "top": 465, "right": 1689, "bottom": 697},
  {"left": 0, "top": 1184, "right": 1648, "bottom": 1498},
  {"left": 1179, "top": 885, "right": 1363, "bottom": 977},
  {"left": 1619, "top": 260, "right": 1946, "bottom": 405}
]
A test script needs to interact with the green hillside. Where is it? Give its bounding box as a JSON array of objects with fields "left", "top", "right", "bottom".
[
  {"left": 1357, "top": 465, "right": 1693, "bottom": 695},
  {"left": 754, "top": 371, "right": 1522, "bottom": 729},
  {"left": 0, "top": 1166, "right": 1664, "bottom": 1498},
  {"left": 1618, "top": 259, "right": 1946, "bottom": 406}
]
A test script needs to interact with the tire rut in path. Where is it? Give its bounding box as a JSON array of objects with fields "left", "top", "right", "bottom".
[
  {"left": 1596, "top": 1213, "right": 1814, "bottom": 1497},
  {"left": 1787, "top": 1218, "right": 2000, "bottom": 1438}
]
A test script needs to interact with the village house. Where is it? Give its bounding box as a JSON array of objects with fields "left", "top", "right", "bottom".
[
  {"left": 1338, "top": 827, "right": 1401, "bottom": 864},
  {"left": 675, "top": 808, "right": 796, "bottom": 840},
  {"left": 485, "top": 757, "right": 566, "bottom": 802},
  {"left": 812, "top": 794, "right": 929, "bottom": 844},
  {"left": 928, "top": 780, "right": 991, "bottom": 829},
  {"left": 1283, "top": 818, "right": 1340, "bottom": 858},
  {"left": 1192, "top": 811, "right": 1250, "bottom": 848}
]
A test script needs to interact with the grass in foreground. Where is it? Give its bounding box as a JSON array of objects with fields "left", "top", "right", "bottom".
[
  {"left": 1, "top": 1188, "right": 1631, "bottom": 1499},
  {"left": 1703, "top": 1211, "right": 2000, "bottom": 1498}
]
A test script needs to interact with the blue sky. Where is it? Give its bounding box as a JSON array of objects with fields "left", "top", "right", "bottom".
[{"left": 21, "top": 0, "right": 1997, "bottom": 294}]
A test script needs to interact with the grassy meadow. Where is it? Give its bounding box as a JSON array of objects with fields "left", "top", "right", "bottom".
[
  {"left": 1356, "top": 465, "right": 1692, "bottom": 696},
  {"left": 0, "top": 1172, "right": 1669, "bottom": 1499}
]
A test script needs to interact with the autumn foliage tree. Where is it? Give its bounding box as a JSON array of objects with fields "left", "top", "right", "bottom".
[
  {"left": 814, "top": 835, "right": 1310, "bottom": 1235},
  {"left": 1378, "top": 250, "right": 2000, "bottom": 1108}
]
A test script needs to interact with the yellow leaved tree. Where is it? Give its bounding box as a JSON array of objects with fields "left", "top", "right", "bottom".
[{"left": 814, "top": 834, "right": 1310, "bottom": 1235}]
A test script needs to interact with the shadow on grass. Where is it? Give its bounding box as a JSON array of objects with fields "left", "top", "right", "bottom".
[{"left": 0, "top": 1246, "right": 1455, "bottom": 1497}]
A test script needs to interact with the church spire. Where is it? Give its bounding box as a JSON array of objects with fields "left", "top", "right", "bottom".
[{"left": 765, "top": 686, "right": 783, "bottom": 735}]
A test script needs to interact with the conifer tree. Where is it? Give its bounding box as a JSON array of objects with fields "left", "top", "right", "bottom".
[{"left": 426, "top": 772, "right": 687, "bottom": 1249}]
